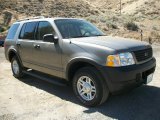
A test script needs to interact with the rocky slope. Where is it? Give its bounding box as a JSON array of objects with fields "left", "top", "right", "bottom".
[{"left": 0, "top": 0, "right": 160, "bottom": 43}]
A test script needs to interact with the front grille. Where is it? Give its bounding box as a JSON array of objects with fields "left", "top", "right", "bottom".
[{"left": 133, "top": 48, "right": 153, "bottom": 63}]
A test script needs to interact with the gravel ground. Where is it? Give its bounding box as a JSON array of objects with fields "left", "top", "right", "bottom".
[{"left": 0, "top": 45, "right": 160, "bottom": 120}]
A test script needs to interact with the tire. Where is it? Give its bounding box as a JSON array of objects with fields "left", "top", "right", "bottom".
[
  {"left": 72, "top": 67, "right": 109, "bottom": 107},
  {"left": 11, "top": 56, "right": 24, "bottom": 78}
]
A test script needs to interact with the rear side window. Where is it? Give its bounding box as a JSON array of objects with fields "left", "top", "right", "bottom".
[
  {"left": 19, "top": 24, "right": 26, "bottom": 39},
  {"left": 36, "top": 21, "right": 55, "bottom": 40},
  {"left": 19, "top": 22, "right": 37, "bottom": 40},
  {"left": 6, "top": 23, "right": 20, "bottom": 39}
]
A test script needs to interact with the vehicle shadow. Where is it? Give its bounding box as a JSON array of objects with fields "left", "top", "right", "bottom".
[
  {"left": 20, "top": 76, "right": 160, "bottom": 120},
  {"left": 84, "top": 85, "right": 160, "bottom": 120}
]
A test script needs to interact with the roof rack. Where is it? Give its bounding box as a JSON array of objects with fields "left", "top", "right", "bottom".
[{"left": 17, "top": 16, "right": 45, "bottom": 22}]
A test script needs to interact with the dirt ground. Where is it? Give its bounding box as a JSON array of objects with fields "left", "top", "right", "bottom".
[{"left": 0, "top": 45, "right": 160, "bottom": 120}]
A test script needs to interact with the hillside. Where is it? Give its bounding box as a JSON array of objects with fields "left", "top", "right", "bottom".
[
  {"left": 0, "top": 0, "right": 100, "bottom": 18},
  {"left": 0, "top": 0, "right": 160, "bottom": 43},
  {"left": 86, "top": 0, "right": 160, "bottom": 16}
]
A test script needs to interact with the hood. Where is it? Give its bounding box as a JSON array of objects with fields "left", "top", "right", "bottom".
[{"left": 71, "top": 36, "right": 150, "bottom": 52}]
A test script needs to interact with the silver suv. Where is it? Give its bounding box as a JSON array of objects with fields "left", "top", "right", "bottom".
[{"left": 4, "top": 17, "right": 156, "bottom": 106}]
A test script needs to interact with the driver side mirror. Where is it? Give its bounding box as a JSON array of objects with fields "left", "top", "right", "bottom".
[{"left": 43, "top": 34, "right": 58, "bottom": 44}]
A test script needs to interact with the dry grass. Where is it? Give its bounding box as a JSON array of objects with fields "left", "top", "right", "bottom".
[{"left": 0, "top": 0, "right": 160, "bottom": 43}]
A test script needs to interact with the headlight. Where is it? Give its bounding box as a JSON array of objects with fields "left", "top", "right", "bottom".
[{"left": 106, "top": 52, "right": 135, "bottom": 67}]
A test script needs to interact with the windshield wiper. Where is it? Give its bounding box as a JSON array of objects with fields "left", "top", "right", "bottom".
[
  {"left": 72, "top": 35, "right": 90, "bottom": 38},
  {"left": 93, "top": 34, "right": 106, "bottom": 37}
]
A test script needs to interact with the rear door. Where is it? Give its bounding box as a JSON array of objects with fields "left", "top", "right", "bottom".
[
  {"left": 32, "top": 21, "right": 62, "bottom": 77},
  {"left": 17, "top": 22, "right": 37, "bottom": 67}
]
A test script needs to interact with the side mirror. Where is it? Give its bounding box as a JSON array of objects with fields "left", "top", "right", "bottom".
[{"left": 43, "top": 34, "right": 58, "bottom": 44}]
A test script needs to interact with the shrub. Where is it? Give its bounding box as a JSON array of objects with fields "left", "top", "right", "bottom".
[
  {"left": 111, "top": 24, "right": 118, "bottom": 29},
  {"left": 0, "top": 27, "right": 6, "bottom": 32},
  {"left": 106, "top": 21, "right": 118, "bottom": 29},
  {"left": 125, "top": 22, "right": 139, "bottom": 31},
  {"left": 100, "top": 17, "right": 106, "bottom": 23},
  {"left": 87, "top": 15, "right": 97, "bottom": 23},
  {"left": 151, "top": 31, "right": 160, "bottom": 38},
  {"left": 152, "top": 26, "right": 158, "bottom": 30},
  {"left": 7, "top": 26, "right": 10, "bottom": 29},
  {"left": 102, "top": 27, "right": 108, "bottom": 32}
]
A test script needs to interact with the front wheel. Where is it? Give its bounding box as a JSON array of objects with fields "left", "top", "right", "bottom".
[
  {"left": 72, "top": 67, "right": 109, "bottom": 107},
  {"left": 11, "top": 56, "right": 24, "bottom": 78}
]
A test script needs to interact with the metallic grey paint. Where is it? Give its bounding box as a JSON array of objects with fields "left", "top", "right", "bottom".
[{"left": 5, "top": 18, "right": 153, "bottom": 81}]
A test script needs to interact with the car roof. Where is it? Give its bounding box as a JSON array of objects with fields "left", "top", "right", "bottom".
[{"left": 14, "top": 17, "right": 84, "bottom": 24}]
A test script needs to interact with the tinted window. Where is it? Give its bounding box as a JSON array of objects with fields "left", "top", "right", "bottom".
[
  {"left": 19, "top": 22, "right": 37, "bottom": 40},
  {"left": 36, "top": 21, "right": 55, "bottom": 40},
  {"left": 19, "top": 24, "right": 26, "bottom": 39},
  {"left": 54, "top": 19, "right": 104, "bottom": 39},
  {"left": 6, "top": 23, "right": 20, "bottom": 39}
]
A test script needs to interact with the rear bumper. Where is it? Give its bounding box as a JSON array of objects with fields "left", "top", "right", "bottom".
[{"left": 100, "top": 57, "right": 156, "bottom": 94}]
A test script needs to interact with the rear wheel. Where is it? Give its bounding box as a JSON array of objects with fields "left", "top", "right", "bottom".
[
  {"left": 11, "top": 56, "right": 24, "bottom": 78},
  {"left": 72, "top": 67, "right": 109, "bottom": 107}
]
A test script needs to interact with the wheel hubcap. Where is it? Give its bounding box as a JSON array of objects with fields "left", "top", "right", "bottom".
[
  {"left": 77, "top": 76, "right": 96, "bottom": 101},
  {"left": 12, "top": 60, "right": 19, "bottom": 75}
]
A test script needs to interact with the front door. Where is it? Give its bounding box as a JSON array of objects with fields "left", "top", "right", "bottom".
[{"left": 32, "top": 21, "right": 62, "bottom": 77}]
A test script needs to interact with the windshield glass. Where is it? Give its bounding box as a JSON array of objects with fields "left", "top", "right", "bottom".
[{"left": 54, "top": 19, "right": 105, "bottom": 39}]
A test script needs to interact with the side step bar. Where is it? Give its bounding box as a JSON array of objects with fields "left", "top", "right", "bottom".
[{"left": 23, "top": 70, "right": 67, "bottom": 86}]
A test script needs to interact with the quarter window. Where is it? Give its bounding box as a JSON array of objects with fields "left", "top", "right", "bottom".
[
  {"left": 6, "top": 23, "right": 20, "bottom": 39},
  {"left": 36, "top": 21, "right": 55, "bottom": 40}
]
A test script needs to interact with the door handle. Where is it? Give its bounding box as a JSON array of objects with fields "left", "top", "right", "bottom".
[
  {"left": 34, "top": 44, "right": 40, "bottom": 49},
  {"left": 16, "top": 42, "right": 21, "bottom": 46}
]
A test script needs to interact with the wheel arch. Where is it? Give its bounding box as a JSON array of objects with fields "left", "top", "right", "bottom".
[
  {"left": 8, "top": 49, "right": 23, "bottom": 66},
  {"left": 66, "top": 58, "right": 102, "bottom": 81}
]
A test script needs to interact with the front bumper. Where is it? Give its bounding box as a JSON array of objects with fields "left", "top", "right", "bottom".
[{"left": 100, "top": 57, "right": 156, "bottom": 94}]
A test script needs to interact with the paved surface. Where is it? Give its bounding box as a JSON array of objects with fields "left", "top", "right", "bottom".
[{"left": 0, "top": 45, "right": 160, "bottom": 120}]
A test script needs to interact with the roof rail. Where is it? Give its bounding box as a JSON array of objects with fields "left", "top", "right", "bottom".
[{"left": 17, "top": 16, "right": 45, "bottom": 22}]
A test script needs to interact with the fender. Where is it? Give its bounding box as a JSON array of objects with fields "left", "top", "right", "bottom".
[
  {"left": 66, "top": 57, "right": 102, "bottom": 80},
  {"left": 8, "top": 48, "right": 23, "bottom": 66}
]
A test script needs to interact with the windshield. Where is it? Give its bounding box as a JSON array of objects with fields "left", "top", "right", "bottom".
[{"left": 54, "top": 19, "right": 105, "bottom": 39}]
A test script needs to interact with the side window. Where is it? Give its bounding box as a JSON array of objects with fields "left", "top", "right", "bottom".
[
  {"left": 6, "top": 23, "right": 20, "bottom": 39},
  {"left": 19, "top": 23, "right": 26, "bottom": 39},
  {"left": 36, "top": 21, "right": 55, "bottom": 40},
  {"left": 19, "top": 22, "right": 37, "bottom": 40}
]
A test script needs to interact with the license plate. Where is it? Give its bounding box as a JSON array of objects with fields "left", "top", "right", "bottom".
[{"left": 146, "top": 73, "right": 153, "bottom": 84}]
